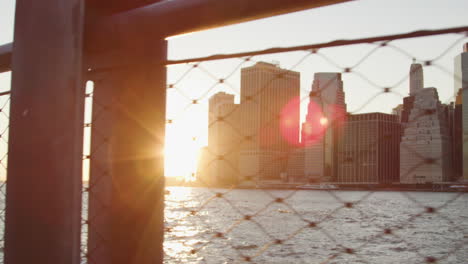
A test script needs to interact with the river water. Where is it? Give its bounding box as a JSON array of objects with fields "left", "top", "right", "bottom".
[
  {"left": 164, "top": 187, "right": 468, "bottom": 264},
  {"left": 0, "top": 187, "right": 466, "bottom": 263}
]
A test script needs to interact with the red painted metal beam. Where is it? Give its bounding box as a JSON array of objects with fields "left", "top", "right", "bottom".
[
  {"left": 87, "top": 40, "right": 167, "bottom": 264},
  {"left": 85, "top": 0, "right": 352, "bottom": 54},
  {"left": 0, "top": 43, "right": 12, "bottom": 73},
  {"left": 4, "top": 0, "right": 85, "bottom": 263},
  {"left": 1, "top": 0, "right": 351, "bottom": 71},
  {"left": 86, "top": 0, "right": 165, "bottom": 15}
]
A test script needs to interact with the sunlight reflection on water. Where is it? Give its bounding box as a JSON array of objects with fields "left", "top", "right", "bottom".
[{"left": 164, "top": 187, "right": 468, "bottom": 264}]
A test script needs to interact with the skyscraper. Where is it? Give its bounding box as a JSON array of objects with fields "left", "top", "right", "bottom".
[
  {"left": 454, "top": 43, "right": 468, "bottom": 182},
  {"left": 201, "top": 92, "right": 242, "bottom": 186},
  {"left": 453, "top": 90, "right": 463, "bottom": 180},
  {"left": 285, "top": 147, "right": 306, "bottom": 182},
  {"left": 238, "top": 62, "right": 300, "bottom": 182},
  {"left": 409, "top": 62, "right": 424, "bottom": 95},
  {"left": 400, "top": 96, "right": 415, "bottom": 124},
  {"left": 337, "top": 113, "right": 400, "bottom": 183},
  {"left": 400, "top": 87, "right": 452, "bottom": 183},
  {"left": 392, "top": 104, "right": 404, "bottom": 122},
  {"left": 303, "top": 73, "right": 347, "bottom": 182}
]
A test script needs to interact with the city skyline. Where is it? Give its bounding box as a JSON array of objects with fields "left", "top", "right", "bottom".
[
  {"left": 202, "top": 50, "right": 468, "bottom": 186},
  {"left": 166, "top": 38, "right": 467, "bottom": 178},
  {"left": 1, "top": 2, "right": 467, "bottom": 263},
  {"left": 200, "top": 50, "right": 467, "bottom": 185},
  {"left": 1, "top": 0, "right": 467, "bottom": 178}
]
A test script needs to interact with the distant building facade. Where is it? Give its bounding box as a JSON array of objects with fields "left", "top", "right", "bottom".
[
  {"left": 454, "top": 43, "right": 468, "bottom": 181},
  {"left": 285, "top": 148, "right": 306, "bottom": 182},
  {"left": 238, "top": 62, "right": 300, "bottom": 182},
  {"left": 453, "top": 90, "right": 463, "bottom": 180},
  {"left": 201, "top": 92, "right": 242, "bottom": 186},
  {"left": 400, "top": 88, "right": 452, "bottom": 183},
  {"left": 401, "top": 96, "right": 415, "bottom": 124},
  {"left": 443, "top": 102, "right": 456, "bottom": 181},
  {"left": 392, "top": 104, "right": 404, "bottom": 122},
  {"left": 196, "top": 146, "right": 211, "bottom": 184},
  {"left": 409, "top": 62, "right": 424, "bottom": 95},
  {"left": 302, "top": 73, "right": 347, "bottom": 182},
  {"left": 337, "top": 113, "right": 400, "bottom": 183}
]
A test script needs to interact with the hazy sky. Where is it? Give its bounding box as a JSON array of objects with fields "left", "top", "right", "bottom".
[{"left": 0, "top": 0, "right": 467, "bottom": 178}]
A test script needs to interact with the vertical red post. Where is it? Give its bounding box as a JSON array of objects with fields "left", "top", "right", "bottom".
[
  {"left": 4, "top": 0, "right": 85, "bottom": 263},
  {"left": 87, "top": 39, "right": 167, "bottom": 264}
]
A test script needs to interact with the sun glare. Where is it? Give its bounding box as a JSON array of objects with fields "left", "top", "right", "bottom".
[
  {"left": 164, "top": 127, "right": 202, "bottom": 182},
  {"left": 320, "top": 117, "right": 328, "bottom": 126}
]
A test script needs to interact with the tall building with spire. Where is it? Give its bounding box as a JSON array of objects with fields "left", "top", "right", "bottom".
[
  {"left": 409, "top": 62, "right": 424, "bottom": 95},
  {"left": 400, "top": 61, "right": 453, "bottom": 183},
  {"left": 397, "top": 63, "right": 424, "bottom": 146},
  {"left": 302, "top": 73, "right": 346, "bottom": 182},
  {"left": 454, "top": 43, "right": 468, "bottom": 181},
  {"left": 400, "top": 87, "right": 452, "bottom": 183}
]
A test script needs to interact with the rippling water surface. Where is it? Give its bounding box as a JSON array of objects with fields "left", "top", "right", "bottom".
[{"left": 164, "top": 187, "right": 468, "bottom": 264}]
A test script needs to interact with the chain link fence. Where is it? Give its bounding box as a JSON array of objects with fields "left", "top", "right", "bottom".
[
  {"left": 1, "top": 28, "right": 468, "bottom": 264},
  {"left": 0, "top": 72, "right": 10, "bottom": 264},
  {"left": 81, "top": 81, "right": 94, "bottom": 264},
  {"left": 0, "top": 0, "right": 466, "bottom": 263},
  {"left": 161, "top": 28, "right": 468, "bottom": 263}
]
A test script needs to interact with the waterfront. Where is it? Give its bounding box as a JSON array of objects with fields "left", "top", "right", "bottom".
[{"left": 164, "top": 187, "right": 468, "bottom": 264}]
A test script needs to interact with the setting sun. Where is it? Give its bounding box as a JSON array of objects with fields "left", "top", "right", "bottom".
[
  {"left": 319, "top": 117, "right": 328, "bottom": 126},
  {"left": 164, "top": 120, "right": 204, "bottom": 181}
]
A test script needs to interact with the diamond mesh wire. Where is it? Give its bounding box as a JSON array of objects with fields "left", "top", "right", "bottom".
[
  {"left": 77, "top": 27, "right": 468, "bottom": 264},
  {"left": 162, "top": 29, "right": 468, "bottom": 263},
  {"left": 0, "top": 72, "right": 11, "bottom": 264},
  {"left": 81, "top": 81, "right": 94, "bottom": 264}
]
